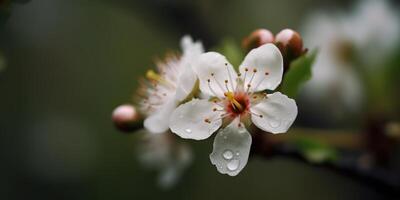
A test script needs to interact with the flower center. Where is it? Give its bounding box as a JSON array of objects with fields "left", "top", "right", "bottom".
[{"left": 224, "top": 91, "right": 250, "bottom": 116}]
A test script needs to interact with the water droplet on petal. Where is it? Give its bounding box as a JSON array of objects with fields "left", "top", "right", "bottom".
[
  {"left": 185, "top": 128, "right": 192, "bottom": 134},
  {"left": 269, "top": 119, "right": 281, "bottom": 128},
  {"left": 238, "top": 128, "right": 246, "bottom": 134},
  {"left": 227, "top": 159, "right": 240, "bottom": 171},
  {"left": 236, "top": 152, "right": 240, "bottom": 156},
  {"left": 222, "top": 150, "right": 233, "bottom": 160}
]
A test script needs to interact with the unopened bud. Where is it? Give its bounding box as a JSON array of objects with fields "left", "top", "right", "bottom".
[
  {"left": 112, "top": 104, "right": 141, "bottom": 133},
  {"left": 275, "top": 29, "right": 304, "bottom": 57},
  {"left": 275, "top": 29, "right": 305, "bottom": 71},
  {"left": 242, "top": 29, "right": 274, "bottom": 52}
]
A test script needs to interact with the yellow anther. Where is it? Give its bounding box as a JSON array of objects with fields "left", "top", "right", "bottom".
[
  {"left": 146, "top": 70, "right": 173, "bottom": 87},
  {"left": 226, "top": 92, "right": 243, "bottom": 111}
]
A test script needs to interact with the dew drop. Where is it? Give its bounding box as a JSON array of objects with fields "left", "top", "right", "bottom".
[
  {"left": 236, "top": 152, "right": 240, "bottom": 156},
  {"left": 222, "top": 150, "right": 233, "bottom": 160},
  {"left": 227, "top": 159, "right": 240, "bottom": 171},
  {"left": 269, "top": 119, "right": 281, "bottom": 128},
  {"left": 185, "top": 128, "right": 192, "bottom": 134},
  {"left": 238, "top": 128, "right": 246, "bottom": 134}
]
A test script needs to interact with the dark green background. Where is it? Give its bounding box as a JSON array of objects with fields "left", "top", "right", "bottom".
[{"left": 0, "top": 0, "right": 397, "bottom": 199}]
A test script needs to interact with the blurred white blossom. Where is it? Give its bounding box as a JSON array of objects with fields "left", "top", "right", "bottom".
[
  {"left": 351, "top": 0, "right": 400, "bottom": 66},
  {"left": 139, "top": 35, "right": 204, "bottom": 134},
  {"left": 301, "top": 0, "right": 399, "bottom": 112},
  {"left": 169, "top": 44, "right": 297, "bottom": 176},
  {"left": 137, "top": 131, "right": 192, "bottom": 189}
]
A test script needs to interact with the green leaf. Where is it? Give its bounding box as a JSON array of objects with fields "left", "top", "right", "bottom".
[
  {"left": 212, "top": 38, "right": 244, "bottom": 68},
  {"left": 281, "top": 50, "right": 317, "bottom": 98},
  {"left": 293, "top": 138, "right": 338, "bottom": 164}
]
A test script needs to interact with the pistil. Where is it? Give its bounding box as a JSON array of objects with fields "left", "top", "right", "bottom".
[{"left": 225, "top": 92, "right": 243, "bottom": 111}]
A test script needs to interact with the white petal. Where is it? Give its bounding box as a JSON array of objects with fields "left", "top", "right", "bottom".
[
  {"left": 239, "top": 44, "right": 283, "bottom": 92},
  {"left": 169, "top": 99, "right": 222, "bottom": 140},
  {"left": 144, "top": 99, "right": 178, "bottom": 134},
  {"left": 250, "top": 92, "right": 297, "bottom": 134},
  {"left": 174, "top": 36, "right": 204, "bottom": 101},
  {"left": 193, "top": 52, "right": 237, "bottom": 98},
  {"left": 180, "top": 35, "right": 204, "bottom": 58},
  {"left": 174, "top": 64, "right": 197, "bottom": 101},
  {"left": 210, "top": 118, "right": 252, "bottom": 176}
]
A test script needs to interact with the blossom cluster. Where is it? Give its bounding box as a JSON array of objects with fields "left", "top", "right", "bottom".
[{"left": 114, "top": 30, "right": 303, "bottom": 177}]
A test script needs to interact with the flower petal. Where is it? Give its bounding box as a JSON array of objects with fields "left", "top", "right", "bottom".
[
  {"left": 193, "top": 52, "right": 237, "bottom": 98},
  {"left": 169, "top": 99, "right": 222, "bottom": 140},
  {"left": 144, "top": 99, "right": 178, "bottom": 134},
  {"left": 180, "top": 35, "right": 204, "bottom": 58},
  {"left": 174, "top": 65, "right": 197, "bottom": 101},
  {"left": 239, "top": 44, "right": 283, "bottom": 92},
  {"left": 210, "top": 118, "right": 252, "bottom": 176},
  {"left": 174, "top": 36, "right": 204, "bottom": 101},
  {"left": 250, "top": 92, "right": 297, "bottom": 134}
]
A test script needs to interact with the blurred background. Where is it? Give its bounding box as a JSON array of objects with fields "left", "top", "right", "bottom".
[{"left": 1, "top": 0, "right": 399, "bottom": 199}]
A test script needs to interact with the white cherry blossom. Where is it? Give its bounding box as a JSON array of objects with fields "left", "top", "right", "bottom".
[
  {"left": 137, "top": 131, "right": 192, "bottom": 189},
  {"left": 301, "top": 0, "right": 399, "bottom": 113},
  {"left": 169, "top": 43, "right": 298, "bottom": 176},
  {"left": 139, "top": 36, "right": 204, "bottom": 134}
]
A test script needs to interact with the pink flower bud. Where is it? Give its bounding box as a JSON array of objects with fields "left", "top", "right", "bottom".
[
  {"left": 242, "top": 29, "right": 274, "bottom": 52},
  {"left": 112, "top": 104, "right": 141, "bottom": 133},
  {"left": 275, "top": 29, "right": 304, "bottom": 58},
  {"left": 275, "top": 29, "right": 305, "bottom": 72}
]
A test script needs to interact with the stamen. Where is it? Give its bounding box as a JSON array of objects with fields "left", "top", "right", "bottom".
[
  {"left": 250, "top": 111, "right": 263, "bottom": 118},
  {"left": 246, "top": 68, "right": 257, "bottom": 93},
  {"left": 212, "top": 99, "right": 224, "bottom": 107},
  {"left": 146, "top": 70, "right": 174, "bottom": 88},
  {"left": 212, "top": 107, "right": 225, "bottom": 112},
  {"left": 253, "top": 71, "right": 269, "bottom": 92},
  {"left": 207, "top": 79, "right": 220, "bottom": 97},
  {"left": 211, "top": 73, "right": 226, "bottom": 95},
  {"left": 224, "top": 80, "right": 230, "bottom": 92},
  {"left": 226, "top": 92, "right": 243, "bottom": 111},
  {"left": 243, "top": 68, "right": 249, "bottom": 83},
  {"left": 225, "top": 63, "right": 235, "bottom": 91},
  {"left": 152, "top": 92, "right": 164, "bottom": 99},
  {"left": 203, "top": 112, "right": 231, "bottom": 124},
  {"left": 212, "top": 113, "right": 232, "bottom": 121}
]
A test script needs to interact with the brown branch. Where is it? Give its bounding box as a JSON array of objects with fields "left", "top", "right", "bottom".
[{"left": 251, "top": 127, "right": 400, "bottom": 197}]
